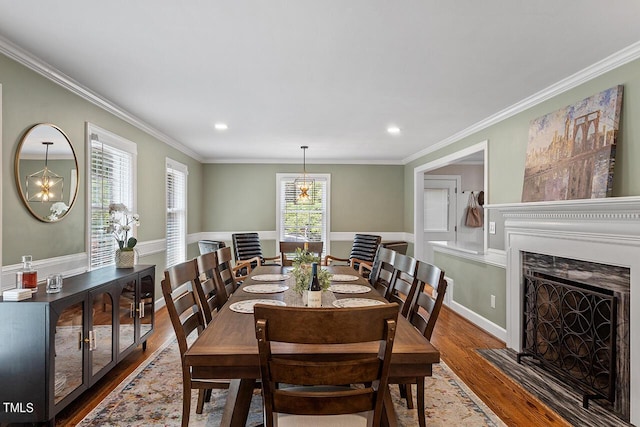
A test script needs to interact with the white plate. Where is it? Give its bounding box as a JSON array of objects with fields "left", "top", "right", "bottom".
[
  {"left": 243, "top": 284, "right": 289, "bottom": 294},
  {"left": 329, "top": 284, "right": 371, "bottom": 294},
  {"left": 330, "top": 274, "right": 359, "bottom": 282},
  {"left": 252, "top": 274, "right": 291, "bottom": 282},
  {"left": 332, "top": 298, "right": 385, "bottom": 308},
  {"left": 229, "top": 299, "right": 286, "bottom": 313}
]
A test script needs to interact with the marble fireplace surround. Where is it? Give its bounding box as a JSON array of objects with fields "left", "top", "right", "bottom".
[{"left": 490, "top": 196, "right": 640, "bottom": 426}]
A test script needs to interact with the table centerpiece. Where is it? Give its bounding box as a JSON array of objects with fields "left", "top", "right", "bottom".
[{"left": 291, "top": 247, "right": 332, "bottom": 295}]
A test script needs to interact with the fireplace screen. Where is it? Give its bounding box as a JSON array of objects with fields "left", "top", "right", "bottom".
[{"left": 519, "top": 271, "right": 617, "bottom": 408}]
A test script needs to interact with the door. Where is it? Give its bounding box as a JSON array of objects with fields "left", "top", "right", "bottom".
[
  {"left": 138, "top": 269, "right": 155, "bottom": 345},
  {"left": 88, "top": 284, "right": 117, "bottom": 382},
  {"left": 118, "top": 277, "right": 137, "bottom": 357},
  {"left": 51, "top": 295, "right": 86, "bottom": 408},
  {"left": 423, "top": 176, "right": 458, "bottom": 242}
]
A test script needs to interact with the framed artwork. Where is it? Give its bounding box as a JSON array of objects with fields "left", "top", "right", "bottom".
[{"left": 522, "top": 85, "right": 623, "bottom": 202}]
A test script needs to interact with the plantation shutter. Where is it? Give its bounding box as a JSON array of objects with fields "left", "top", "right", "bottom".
[
  {"left": 278, "top": 174, "right": 329, "bottom": 256},
  {"left": 89, "top": 129, "right": 136, "bottom": 269},
  {"left": 166, "top": 159, "right": 187, "bottom": 267}
]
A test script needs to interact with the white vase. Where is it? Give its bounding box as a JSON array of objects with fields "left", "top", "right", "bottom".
[{"left": 115, "top": 249, "right": 136, "bottom": 268}]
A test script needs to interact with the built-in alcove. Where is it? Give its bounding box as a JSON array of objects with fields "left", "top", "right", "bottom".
[{"left": 413, "top": 141, "right": 488, "bottom": 263}]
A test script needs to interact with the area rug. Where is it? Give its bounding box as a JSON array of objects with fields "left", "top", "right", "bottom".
[
  {"left": 78, "top": 338, "right": 505, "bottom": 426},
  {"left": 478, "top": 348, "right": 631, "bottom": 427}
]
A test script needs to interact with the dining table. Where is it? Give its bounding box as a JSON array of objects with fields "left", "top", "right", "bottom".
[{"left": 184, "top": 264, "right": 441, "bottom": 427}]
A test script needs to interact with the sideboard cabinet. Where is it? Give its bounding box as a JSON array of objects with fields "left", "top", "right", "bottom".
[{"left": 0, "top": 264, "right": 155, "bottom": 425}]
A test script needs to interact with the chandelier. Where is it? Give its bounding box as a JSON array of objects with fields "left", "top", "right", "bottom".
[
  {"left": 294, "top": 145, "right": 315, "bottom": 205},
  {"left": 26, "top": 141, "right": 64, "bottom": 202}
]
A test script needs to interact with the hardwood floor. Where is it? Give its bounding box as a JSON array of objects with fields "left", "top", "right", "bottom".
[
  {"left": 430, "top": 307, "right": 570, "bottom": 427},
  {"left": 55, "top": 305, "right": 570, "bottom": 426}
]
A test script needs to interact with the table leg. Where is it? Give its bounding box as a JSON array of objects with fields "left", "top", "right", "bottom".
[
  {"left": 220, "top": 378, "right": 256, "bottom": 427},
  {"left": 381, "top": 385, "right": 398, "bottom": 427}
]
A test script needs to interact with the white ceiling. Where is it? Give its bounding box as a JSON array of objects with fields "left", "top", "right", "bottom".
[{"left": 1, "top": 1, "right": 640, "bottom": 164}]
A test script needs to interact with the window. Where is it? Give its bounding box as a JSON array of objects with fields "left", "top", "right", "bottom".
[
  {"left": 276, "top": 173, "right": 330, "bottom": 255},
  {"left": 88, "top": 124, "right": 137, "bottom": 269},
  {"left": 166, "top": 158, "right": 188, "bottom": 267}
]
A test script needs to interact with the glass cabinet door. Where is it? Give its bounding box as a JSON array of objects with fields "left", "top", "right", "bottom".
[
  {"left": 139, "top": 272, "right": 154, "bottom": 340},
  {"left": 90, "top": 291, "right": 114, "bottom": 375},
  {"left": 53, "top": 301, "right": 84, "bottom": 405},
  {"left": 118, "top": 279, "right": 136, "bottom": 355}
]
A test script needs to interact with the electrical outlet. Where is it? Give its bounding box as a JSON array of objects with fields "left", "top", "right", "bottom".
[
  {"left": 490, "top": 294, "right": 496, "bottom": 309},
  {"left": 489, "top": 221, "right": 496, "bottom": 234}
]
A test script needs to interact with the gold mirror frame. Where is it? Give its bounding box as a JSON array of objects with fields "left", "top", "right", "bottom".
[{"left": 14, "top": 123, "right": 79, "bottom": 223}]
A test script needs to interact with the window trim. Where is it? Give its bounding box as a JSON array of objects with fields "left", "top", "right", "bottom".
[
  {"left": 165, "top": 157, "right": 188, "bottom": 267},
  {"left": 86, "top": 122, "right": 138, "bottom": 270},
  {"left": 276, "top": 173, "right": 331, "bottom": 256}
]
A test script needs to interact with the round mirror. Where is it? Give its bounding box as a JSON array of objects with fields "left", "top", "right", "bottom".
[{"left": 14, "top": 124, "right": 79, "bottom": 222}]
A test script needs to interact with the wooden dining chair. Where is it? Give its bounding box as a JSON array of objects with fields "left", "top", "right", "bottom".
[
  {"left": 279, "top": 241, "right": 323, "bottom": 266},
  {"left": 380, "top": 240, "right": 408, "bottom": 255},
  {"left": 232, "top": 232, "right": 280, "bottom": 270},
  {"left": 161, "top": 259, "right": 230, "bottom": 427},
  {"left": 391, "top": 261, "right": 447, "bottom": 427},
  {"left": 195, "top": 251, "right": 229, "bottom": 325},
  {"left": 214, "top": 246, "right": 251, "bottom": 296},
  {"left": 323, "top": 234, "right": 381, "bottom": 274},
  {"left": 361, "top": 246, "right": 396, "bottom": 293},
  {"left": 254, "top": 304, "right": 399, "bottom": 427},
  {"left": 384, "top": 253, "right": 419, "bottom": 317}
]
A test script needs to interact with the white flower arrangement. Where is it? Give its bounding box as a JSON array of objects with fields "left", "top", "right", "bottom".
[
  {"left": 106, "top": 203, "right": 140, "bottom": 251},
  {"left": 45, "top": 202, "right": 69, "bottom": 221}
]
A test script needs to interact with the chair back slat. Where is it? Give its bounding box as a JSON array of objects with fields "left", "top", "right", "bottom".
[
  {"left": 255, "top": 304, "right": 398, "bottom": 427},
  {"left": 274, "top": 389, "right": 376, "bottom": 416},
  {"left": 270, "top": 357, "right": 382, "bottom": 386},
  {"left": 349, "top": 234, "right": 381, "bottom": 265},
  {"left": 232, "top": 232, "right": 264, "bottom": 262},
  {"left": 408, "top": 261, "right": 447, "bottom": 340}
]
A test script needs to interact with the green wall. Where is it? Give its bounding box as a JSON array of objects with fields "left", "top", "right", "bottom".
[
  {"left": 202, "top": 163, "right": 405, "bottom": 258},
  {"left": 404, "top": 57, "right": 640, "bottom": 329},
  {"left": 1, "top": 53, "right": 203, "bottom": 295},
  {"left": 434, "top": 252, "right": 506, "bottom": 326}
]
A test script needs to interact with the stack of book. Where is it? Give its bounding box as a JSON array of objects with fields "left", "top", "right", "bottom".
[{"left": 2, "top": 289, "right": 33, "bottom": 301}]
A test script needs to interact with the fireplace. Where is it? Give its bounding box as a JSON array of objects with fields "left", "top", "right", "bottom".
[
  {"left": 493, "top": 197, "right": 640, "bottom": 425},
  {"left": 519, "top": 252, "right": 629, "bottom": 416}
]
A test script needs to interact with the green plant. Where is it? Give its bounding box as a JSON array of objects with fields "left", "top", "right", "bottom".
[
  {"left": 291, "top": 247, "right": 331, "bottom": 294},
  {"left": 106, "top": 203, "right": 140, "bottom": 251}
]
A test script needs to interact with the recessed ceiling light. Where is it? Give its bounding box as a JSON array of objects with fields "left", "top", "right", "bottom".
[
  {"left": 387, "top": 125, "right": 401, "bottom": 135},
  {"left": 214, "top": 123, "right": 228, "bottom": 131}
]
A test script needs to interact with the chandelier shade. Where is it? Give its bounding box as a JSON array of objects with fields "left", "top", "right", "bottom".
[{"left": 294, "top": 145, "right": 315, "bottom": 205}]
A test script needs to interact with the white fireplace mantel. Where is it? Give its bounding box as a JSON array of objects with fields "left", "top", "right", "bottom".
[{"left": 488, "top": 196, "right": 640, "bottom": 425}]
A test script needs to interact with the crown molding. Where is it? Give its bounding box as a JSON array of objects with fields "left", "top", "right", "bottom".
[
  {"left": 0, "top": 35, "right": 203, "bottom": 162},
  {"left": 203, "top": 157, "right": 404, "bottom": 165},
  {"left": 402, "top": 40, "right": 640, "bottom": 165},
  {"left": 3, "top": 32, "right": 639, "bottom": 167}
]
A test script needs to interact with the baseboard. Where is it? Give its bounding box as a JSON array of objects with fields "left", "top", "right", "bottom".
[{"left": 450, "top": 299, "right": 507, "bottom": 342}]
